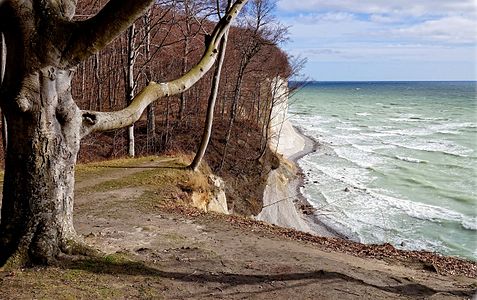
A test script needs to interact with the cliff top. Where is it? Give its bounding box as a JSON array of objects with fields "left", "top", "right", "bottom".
[{"left": 0, "top": 156, "right": 475, "bottom": 299}]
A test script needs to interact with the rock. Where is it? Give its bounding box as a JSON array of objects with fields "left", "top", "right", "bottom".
[{"left": 207, "top": 175, "right": 229, "bottom": 215}]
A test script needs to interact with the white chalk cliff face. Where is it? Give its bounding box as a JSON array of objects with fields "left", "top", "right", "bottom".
[
  {"left": 269, "top": 78, "right": 306, "bottom": 159},
  {"left": 257, "top": 77, "right": 315, "bottom": 233}
]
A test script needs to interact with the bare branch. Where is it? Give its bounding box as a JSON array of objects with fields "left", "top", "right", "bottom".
[
  {"left": 81, "top": 0, "right": 247, "bottom": 137},
  {"left": 60, "top": 0, "right": 155, "bottom": 68}
]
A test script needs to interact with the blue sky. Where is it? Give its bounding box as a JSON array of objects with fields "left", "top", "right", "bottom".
[{"left": 275, "top": 0, "right": 477, "bottom": 81}]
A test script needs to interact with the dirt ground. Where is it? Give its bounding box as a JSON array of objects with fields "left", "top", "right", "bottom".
[{"left": 0, "top": 157, "right": 476, "bottom": 299}]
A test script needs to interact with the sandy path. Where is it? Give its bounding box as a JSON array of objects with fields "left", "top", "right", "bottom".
[
  {"left": 72, "top": 174, "right": 476, "bottom": 299},
  {"left": 1, "top": 157, "right": 475, "bottom": 299}
]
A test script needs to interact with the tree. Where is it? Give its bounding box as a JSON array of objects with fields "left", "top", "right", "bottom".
[
  {"left": 0, "top": 0, "right": 247, "bottom": 266},
  {"left": 188, "top": 0, "right": 231, "bottom": 171},
  {"left": 218, "top": 0, "right": 288, "bottom": 170}
]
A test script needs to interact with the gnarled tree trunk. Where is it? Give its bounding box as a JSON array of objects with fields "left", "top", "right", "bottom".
[
  {"left": 0, "top": 0, "right": 247, "bottom": 267},
  {"left": 0, "top": 68, "right": 82, "bottom": 265}
]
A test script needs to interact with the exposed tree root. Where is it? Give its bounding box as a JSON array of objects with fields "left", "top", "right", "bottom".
[
  {"left": 60, "top": 238, "right": 101, "bottom": 258},
  {"left": 0, "top": 235, "right": 101, "bottom": 270},
  {"left": 0, "top": 249, "right": 29, "bottom": 271}
]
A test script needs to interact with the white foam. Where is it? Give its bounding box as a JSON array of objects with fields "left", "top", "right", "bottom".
[
  {"left": 462, "top": 218, "right": 477, "bottom": 231},
  {"left": 336, "top": 126, "right": 361, "bottom": 131},
  {"left": 389, "top": 139, "right": 474, "bottom": 157},
  {"left": 360, "top": 131, "right": 398, "bottom": 138},
  {"left": 333, "top": 146, "right": 385, "bottom": 168},
  {"left": 353, "top": 144, "right": 397, "bottom": 153},
  {"left": 395, "top": 155, "right": 428, "bottom": 164},
  {"left": 302, "top": 159, "right": 372, "bottom": 189},
  {"left": 369, "top": 190, "right": 477, "bottom": 231},
  {"left": 379, "top": 122, "right": 475, "bottom": 137}
]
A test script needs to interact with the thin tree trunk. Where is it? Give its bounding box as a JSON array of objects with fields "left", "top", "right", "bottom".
[
  {"left": 218, "top": 60, "right": 246, "bottom": 171},
  {"left": 126, "top": 24, "right": 137, "bottom": 157},
  {"left": 144, "top": 9, "right": 156, "bottom": 152},
  {"left": 94, "top": 53, "right": 102, "bottom": 110},
  {"left": 1, "top": 32, "right": 7, "bottom": 151},
  {"left": 188, "top": 29, "right": 229, "bottom": 171},
  {"left": 178, "top": 37, "right": 189, "bottom": 120}
]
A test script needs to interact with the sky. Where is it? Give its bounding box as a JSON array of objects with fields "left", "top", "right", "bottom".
[{"left": 275, "top": 0, "right": 477, "bottom": 81}]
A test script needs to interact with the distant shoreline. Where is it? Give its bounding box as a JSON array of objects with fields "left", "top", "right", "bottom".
[
  {"left": 290, "top": 80, "right": 477, "bottom": 84},
  {"left": 288, "top": 124, "right": 350, "bottom": 240}
]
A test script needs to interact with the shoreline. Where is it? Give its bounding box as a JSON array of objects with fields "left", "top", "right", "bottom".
[
  {"left": 257, "top": 116, "right": 346, "bottom": 238},
  {"left": 288, "top": 125, "right": 349, "bottom": 240}
]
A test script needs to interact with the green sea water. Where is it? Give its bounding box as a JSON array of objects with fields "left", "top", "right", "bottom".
[{"left": 290, "top": 81, "right": 477, "bottom": 260}]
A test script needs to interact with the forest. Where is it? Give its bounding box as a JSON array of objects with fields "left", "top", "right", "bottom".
[
  {"left": 0, "top": 0, "right": 303, "bottom": 216},
  {"left": 66, "top": 0, "right": 301, "bottom": 215}
]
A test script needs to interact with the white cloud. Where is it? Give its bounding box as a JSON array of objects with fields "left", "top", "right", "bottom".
[
  {"left": 369, "top": 14, "right": 404, "bottom": 24},
  {"left": 278, "top": 0, "right": 477, "bottom": 79},
  {"left": 278, "top": 0, "right": 477, "bottom": 17},
  {"left": 392, "top": 17, "right": 477, "bottom": 44}
]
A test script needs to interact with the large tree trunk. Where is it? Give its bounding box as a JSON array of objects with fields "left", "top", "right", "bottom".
[
  {"left": 0, "top": 0, "right": 247, "bottom": 267},
  {"left": 0, "top": 67, "right": 82, "bottom": 265}
]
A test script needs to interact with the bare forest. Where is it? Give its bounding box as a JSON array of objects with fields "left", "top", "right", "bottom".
[{"left": 54, "top": 0, "right": 299, "bottom": 215}]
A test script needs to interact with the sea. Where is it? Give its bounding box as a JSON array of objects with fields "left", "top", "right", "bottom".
[{"left": 289, "top": 81, "right": 477, "bottom": 261}]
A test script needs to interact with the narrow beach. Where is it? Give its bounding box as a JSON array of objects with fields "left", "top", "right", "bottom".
[{"left": 257, "top": 118, "right": 342, "bottom": 238}]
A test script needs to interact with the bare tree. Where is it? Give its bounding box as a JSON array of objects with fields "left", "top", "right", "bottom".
[
  {"left": 218, "top": 0, "right": 288, "bottom": 170},
  {"left": 188, "top": 0, "right": 231, "bottom": 171},
  {"left": 0, "top": 0, "right": 247, "bottom": 267}
]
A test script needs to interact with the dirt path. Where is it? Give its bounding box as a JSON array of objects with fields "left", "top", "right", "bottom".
[{"left": 0, "top": 158, "right": 476, "bottom": 299}]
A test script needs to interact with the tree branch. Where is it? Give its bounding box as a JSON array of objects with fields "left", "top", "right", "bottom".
[
  {"left": 80, "top": 0, "right": 247, "bottom": 137},
  {"left": 60, "top": 0, "right": 155, "bottom": 68}
]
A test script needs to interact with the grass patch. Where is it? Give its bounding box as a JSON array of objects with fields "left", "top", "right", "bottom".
[
  {"left": 75, "top": 154, "right": 214, "bottom": 214},
  {"left": 75, "top": 155, "right": 184, "bottom": 181}
]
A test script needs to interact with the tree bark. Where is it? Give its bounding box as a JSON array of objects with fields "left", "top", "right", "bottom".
[
  {"left": 126, "top": 24, "right": 137, "bottom": 157},
  {"left": 1, "top": 32, "right": 7, "bottom": 151},
  {"left": 0, "top": 67, "right": 82, "bottom": 265},
  {"left": 144, "top": 9, "right": 156, "bottom": 152}
]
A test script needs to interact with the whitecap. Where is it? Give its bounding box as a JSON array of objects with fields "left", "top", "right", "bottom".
[
  {"left": 356, "top": 112, "right": 372, "bottom": 116},
  {"left": 369, "top": 190, "right": 477, "bottom": 231},
  {"left": 333, "top": 147, "right": 385, "bottom": 168},
  {"left": 462, "top": 218, "right": 477, "bottom": 231},
  {"left": 390, "top": 140, "right": 474, "bottom": 157},
  {"left": 395, "top": 155, "right": 428, "bottom": 164},
  {"left": 352, "top": 144, "right": 396, "bottom": 153},
  {"left": 336, "top": 126, "right": 361, "bottom": 132}
]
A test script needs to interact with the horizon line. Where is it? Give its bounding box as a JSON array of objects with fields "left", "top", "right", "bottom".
[{"left": 290, "top": 80, "right": 477, "bottom": 83}]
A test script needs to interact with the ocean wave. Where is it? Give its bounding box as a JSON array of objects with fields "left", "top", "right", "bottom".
[
  {"left": 389, "top": 140, "right": 474, "bottom": 157},
  {"left": 359, "top": 132, "right": 398, "bottom": 138},
  {"left": 395, "top": 155, "right": 428, "bottom": 164},
  {"left": 302, "top": 160, "right": 372, "bottom": 190},
  {"left": 333, "top": 147, "right": 385, "bottom": 168},
  {"left": 352, "top": 144, "right": 396, "bottom": 153},
  {"left": 335, "top": 126, "right": 361, "bottom": 131},
  {"left": 379, "top": 122, "right": 475, "bottom": 137},
  {"left": 369, "top": 190, "right": 476, "bottom": 231},
  {"left": 462, "top": 219, "right": 477, "bottom": 231}
]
